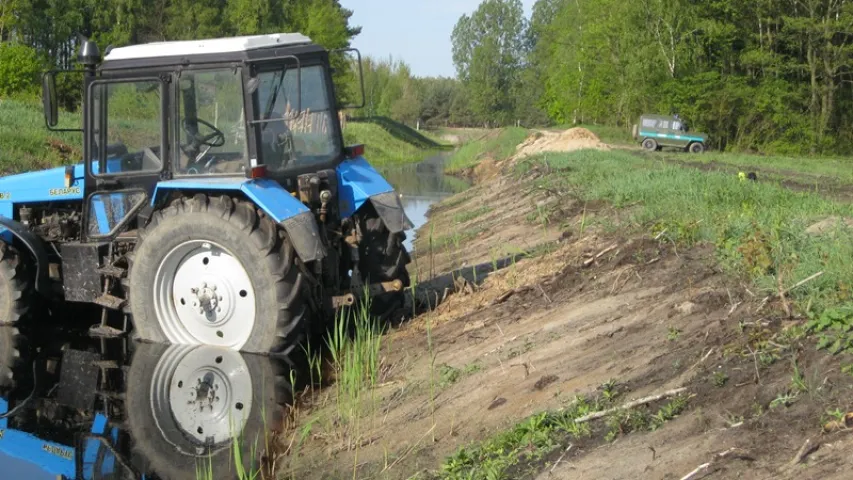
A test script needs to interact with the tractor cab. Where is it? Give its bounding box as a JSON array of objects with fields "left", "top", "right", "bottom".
[{"left": 43, "top": 33, "right": 352, "bottom": 192}]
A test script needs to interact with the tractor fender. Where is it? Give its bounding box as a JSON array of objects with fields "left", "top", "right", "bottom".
[
  {"left": 0, "top": 216, "right": 52, "bottom": 296},
  {"left": 152, "top": 178, "right": 326, "bottom": 262},
  {"left": 337, "top": 157, "right": 413, "bottom": 233},
  {"left": 368, "top": 191, "right": 414, "bottom": 233}
]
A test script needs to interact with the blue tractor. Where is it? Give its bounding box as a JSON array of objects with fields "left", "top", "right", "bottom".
[{"left": 0, "top": 33, "right": 413, "bottom": 354}]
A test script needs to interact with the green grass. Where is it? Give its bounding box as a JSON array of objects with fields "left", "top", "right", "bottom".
[
  {"left": 435, "top": 389, "right": 689, "bottom": 479},
  {"left": 327, "top": 295, "right": 386, "bottom": 427},
  {"left": 349, "top": 116, "right": 451, "bottom": 150},
  {"left": 453, "top": 206, "right": 492, "bottom": 224},
  {"left": 516, "top": 148, "right": 853, "bottom": 316},
  {"left": 446, "top": 127, "right": 529, "bottom": 173},
  {"left": 659, "top": 150, "right": 853, "bottom": 185},
  {"left": 344, "top": 121, "right": 442, "bottom": 166},
  {"left": 0, "top": 98, "right": 82, "bottom": 173},
  {"left": 344, "top": 116, "right": 452, "bottom": 167}
]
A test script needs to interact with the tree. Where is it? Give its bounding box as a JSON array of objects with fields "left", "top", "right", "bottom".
[{"left": 451, "top": 0, "right": 526, "bottom": 126}]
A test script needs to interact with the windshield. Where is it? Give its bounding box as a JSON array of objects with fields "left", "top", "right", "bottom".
[
  {"left": 254, "top": 65, "right": 340, "bottom": 171},
  {"left": 175, "top": 68, "right": 248, "bottom": 176}
]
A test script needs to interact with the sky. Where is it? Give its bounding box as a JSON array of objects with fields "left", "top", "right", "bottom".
[{"left": 339, "top": 0, "right": 536, "bottom": 78}]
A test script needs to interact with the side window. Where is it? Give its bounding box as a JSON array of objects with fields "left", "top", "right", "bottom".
[
  {"left": 175, "top": 69, "right": 248, "bottom": 175},
  {"left": 641, "top": 118, "right": 656, "bottom": 128},
  {"left": 658, "top": 121, "right": 670, "bottom": 129},
  {"left": 91, "top": 80, "right": 164, "bottom": 175},
  {"left": 672, "top": 121, "right": 682, "bottom": 131}
]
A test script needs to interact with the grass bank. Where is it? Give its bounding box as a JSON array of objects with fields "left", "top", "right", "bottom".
[
  {"left": 518, "top": 149, "right": 853, "bottom": 320},
  {"left": 0, "top": 98, "right": 82, "bottom": 173},
  {"left": 445, "top": 127, "right": 528, "bottom": 173},
  {"left": 344, "top": 117, "right": 451, "bottom": 167},
  {"left": 655, "top": 150, "right": 853, "bottom": 185}
]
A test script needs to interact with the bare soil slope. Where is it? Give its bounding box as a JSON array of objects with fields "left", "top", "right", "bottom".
[{"left": 284, "top": 134, "right": 853, "bottom": 480}]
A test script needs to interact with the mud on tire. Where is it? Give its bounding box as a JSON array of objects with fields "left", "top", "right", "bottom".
[
  {"left": 0, "top": 242, "right": 32, "bottom": 326},
  {"left": 357, "top": 207, "right": 411, "bottom": 322},
  {"left": 0, "top": 326, "right": 24, "bottom": 390},
  {"left": 127, "top": 194, "right": 311, "bottom": 355}
]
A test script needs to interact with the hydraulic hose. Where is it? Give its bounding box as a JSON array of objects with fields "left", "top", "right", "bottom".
[{"left": 0, "top": 358, "right": 41, "bottom": 419}]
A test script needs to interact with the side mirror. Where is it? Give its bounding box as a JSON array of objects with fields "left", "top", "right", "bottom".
[{"left": 42, "top": 72, "right": 58, "bottom": 128}]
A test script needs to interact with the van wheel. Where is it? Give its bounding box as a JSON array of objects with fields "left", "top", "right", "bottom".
[
  {"left": 642, "top": 138, "right": 658, "bottom": 151},
  {"left": 689, "top": 142, "right": 706, "bottom": 154}
]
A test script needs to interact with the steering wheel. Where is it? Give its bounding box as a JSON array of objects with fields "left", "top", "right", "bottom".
[
  {"left": 181, "top": 118, "right": 226, "bottom": 169},
  {"left": 182, "top": 118, "right": 225, "bottom": 148}
]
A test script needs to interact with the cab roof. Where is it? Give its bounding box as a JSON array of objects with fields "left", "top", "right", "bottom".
[{"left": 103, "top": 33, "right": 313, "bottom": 62}]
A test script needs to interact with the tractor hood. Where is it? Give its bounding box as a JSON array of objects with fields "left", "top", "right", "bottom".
[{"left": 0, "top": 163, "right": 86, "bottom": 204}]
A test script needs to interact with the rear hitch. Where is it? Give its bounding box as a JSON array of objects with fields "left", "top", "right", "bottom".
[
  {"left": 331, "top": 293, "right": 356, "bottom": 309},
  {"left": 329, "top": 280, "right": 404, "bottom": 311}
]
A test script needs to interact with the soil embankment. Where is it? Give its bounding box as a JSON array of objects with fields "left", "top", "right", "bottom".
[{"left": 287, "top": 128, "right": 853, "bottom": 480}]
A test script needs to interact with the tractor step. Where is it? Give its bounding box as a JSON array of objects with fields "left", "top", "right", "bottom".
[
  {"left": 97, "top": 265, "right": 127, "bottom": 278},
  {"left": 91, "top": 359, "right": 120, "bottom": 370},
  {"left": 89, "top": 324, "right": 126, "bottom": 338},
  {"left": 94, "top": 294, "right": 126, "bottom": 311}
]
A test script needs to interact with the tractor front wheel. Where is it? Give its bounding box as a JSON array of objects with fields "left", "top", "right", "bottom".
[{"left": 127, "top": 195, "right": 311, "bottom": 355}]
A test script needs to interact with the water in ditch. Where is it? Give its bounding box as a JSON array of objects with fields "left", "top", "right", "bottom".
[{"left": 378, "top": 153, "right": 470, "bottom": 252}]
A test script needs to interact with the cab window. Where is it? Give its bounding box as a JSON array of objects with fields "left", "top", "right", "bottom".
[
  {"left": 254, "top": 65, "right": 339, "bottom": 171},
  {"left": 91, "top": 80, "right": 163, "bottom": 175},
  {"left": 175, "top": 68, "right": 248, "bottom": 175}
]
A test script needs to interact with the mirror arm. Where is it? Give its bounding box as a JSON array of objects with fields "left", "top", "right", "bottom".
[{"left": 330, "top": 48, "right": 366, "bottom": 110}]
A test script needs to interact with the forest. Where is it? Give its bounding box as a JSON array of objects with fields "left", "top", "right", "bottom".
[
  {"left": 3, "top": 0, "right": 853, "bottom": 154},
  {"left": 452, "top": 0, "right": 853, "bottom": 154}
]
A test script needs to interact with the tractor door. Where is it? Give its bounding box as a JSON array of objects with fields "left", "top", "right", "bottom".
[{"left": 83, "top": 76, "right": 171, "bottom": 241}]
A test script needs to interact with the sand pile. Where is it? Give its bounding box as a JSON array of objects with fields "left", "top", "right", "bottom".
[{"left": 513, "top": 127, "right": 610, "bottom": 161}]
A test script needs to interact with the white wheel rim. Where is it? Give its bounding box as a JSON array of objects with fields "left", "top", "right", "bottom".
[
  {"left": 154, "top": 239, "right": 256, "bottom": 350},
  {"left": 150, "top": 345, "right": 253, "bottom": 453}
]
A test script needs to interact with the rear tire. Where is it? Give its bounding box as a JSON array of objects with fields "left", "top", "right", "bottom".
[
  {"left": 0, "top": 326, "right": 23, "bottom": 391},
  {"left": 357, "top": 210, "right": 411, "bottom": 323},
  {"left": 642, "top": 138, "right": 658, "bottom": 151},
  {"left": 127, "top": 194, "right": 312, "bottom": 355},
  {"left": 0, "top": 242, "right": 32, "bottom": 326},
  {"left": 689, "top": 142, "right": 706, "bottom": 154}
]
